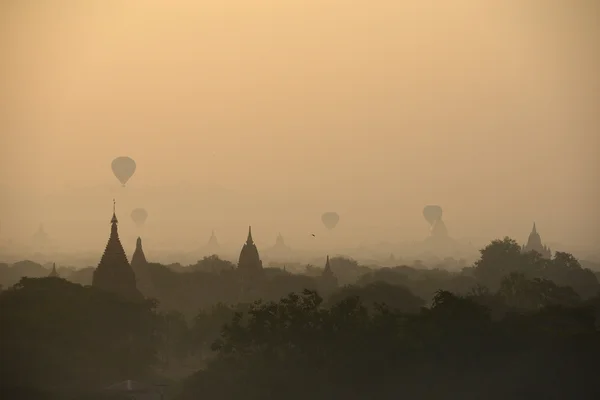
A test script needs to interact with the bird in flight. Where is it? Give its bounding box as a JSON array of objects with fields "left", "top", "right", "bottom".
[{"left": 311, "top": 234, "right": 316, "bottom": 237}]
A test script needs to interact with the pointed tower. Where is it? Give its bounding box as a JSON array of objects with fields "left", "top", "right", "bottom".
[
  {"left": 323, "top": 255, "right": 334, "bottom": 276},
  {"left": 205, "top": 229, "right": 220, "bottom": 254},
  {"left": 237, "top": 226, "right": 263, "bottom": 277},
  {"left": 208, "top": 230, "right": 219, "bottom": 246},
  {"left": 92, "top": 200, "right": 142, "bottom": 301},
  {"left": 522, "top": 222, "right": 551, "bottom": 258},
  {"left": 275, "top": 233, "right": 285, "bottom": 247},
  {"left": 131, "top": 237, "right": 148, "bottom": 268},
  {"left": 431, "top": 218, "right": 448, "bottom": 238},
  {"left": 271, "top": 232, "right": 291, "bottom": 253},
  {"left": 131, "top": 237, "right": 153, "bottom": 296},
  {"left": 320, "top": 255, "right": 338, "bottom": 291},
  {"left": 48, "top": 262, "right": 59, "bottom": 278}
]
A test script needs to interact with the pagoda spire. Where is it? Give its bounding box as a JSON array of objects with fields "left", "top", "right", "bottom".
[
  {"left": 92, "top": 200, "right": 141, "bottom": 301},
  {"left": 323, "top": 255, "right": 333, "bottom": 275},
  {"left": 49, "top": 262, "right": 59, "bottom": 278},
  {"left": 320, "top": 254, "right": 338, "bottom": 289},
  {"left": 132, "top": 237, "right": 147, "bottom": 265},
  {"left": 209, "top": 229, "right": 217, "bottom": 242},
  {"left": 238, "top": 225, "right": 263, "bottom": 277},
  {"left": 112, "top": 199, "right": 117, "bottom": 222},
  {"left": 523, "top": 221, "right": 551, "bottom": 259},
  {"left": 246, "top": 226, "right": 254, "bottom": 245}
]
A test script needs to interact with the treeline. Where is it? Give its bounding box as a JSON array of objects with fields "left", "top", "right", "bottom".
[
  {"left": 1, "top": 238, "right": 600, "bottom": 398},
  {"left": 181, "top": 289, "right": 600, "bottom": 400},
  {"left": 2, "top": 238, "right": 598, "bottom": 321},
  {"left": 2, "top": 276, "right": 600, "bottom": 399}
]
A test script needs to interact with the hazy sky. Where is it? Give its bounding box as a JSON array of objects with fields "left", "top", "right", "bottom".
[{"left": 1, "top": 1, "right": 599, "bottom": 250}]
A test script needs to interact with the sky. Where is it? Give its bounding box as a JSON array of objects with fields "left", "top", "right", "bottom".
[{"left": 1, "top": 0, "right": 599, "bottom": 251}]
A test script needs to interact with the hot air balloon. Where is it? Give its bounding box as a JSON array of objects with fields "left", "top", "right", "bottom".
[
  {"left": 423, "top": 205, "right": 442, "bottom": 226},
  {"left": 131, "top": 208, "right": 148, "bottom": 228},
  {"left": 111, "top": 157, "right": 136, "bottom": 186},
  {"left": 321, "top": 212, "right": 340, "bottom": 230}
]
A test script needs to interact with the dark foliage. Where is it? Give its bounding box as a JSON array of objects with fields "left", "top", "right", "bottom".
[
  {"left": 179, "top": 289, "right": 600, "bottom": 400},
  {"left": 0, "top": 277, "right": 160, "bottom": 397}
]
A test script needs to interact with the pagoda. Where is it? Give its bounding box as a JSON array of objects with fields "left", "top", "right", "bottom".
[
  {"left": 131, "top": 237, "right": 153, "bottom": 297},
  {"left": 237, "top": 226, "right": 263, "bottom": 277},
  {"left": 522, "top": 222, "right": 552, "bottom": 259},
  {"left": 48, "top": 262, "right": 59, "bottom": 278},
  {"left": 92, "top": 200, "right": 142, "bottom": 301},
  {"left": 131, "top": 237, "right": 148, "bottom": 268},
  {"left": 205, "top": 229, "right": 220, "bottom": 254},
  {"left": 319, "top": 255, "right": 338, "bottom": 292},
  {"left": 273, "top": 233, "right": 291, "bottom": 252}
]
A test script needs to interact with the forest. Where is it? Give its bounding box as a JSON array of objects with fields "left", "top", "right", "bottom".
[{"left": 1, "top": 237, "right": 600, "bottom": 399}]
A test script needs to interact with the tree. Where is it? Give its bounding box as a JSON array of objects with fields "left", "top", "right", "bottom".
[
  {"left": 328, "top": 281, "right": 425, "bottom": 313},
  {"left": 190, "top": 255, "right": 235, "bottom": 274},
  {"left": 473, "top": 237, "right": 543, "bottom": 289},
  {"left": 544, "top": 252, "right": 600, "bottom": 299},
  {"left": 498, "top": 272, "right": 580, "bottom": 310},
  {"left": 177, "top": 288, "right": 600, "bottom": 400},
  {"left": 156, "top": 311, "right": 190, "bottom": 368},
  {"left": 191, "top": 303, "right": 240, "bottom": 360},
  {"left": 0, "top": 277, "right": 160, "bottom": 396}
]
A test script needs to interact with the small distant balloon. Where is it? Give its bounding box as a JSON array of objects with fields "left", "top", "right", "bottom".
[
  {"left": 321, "top": 212, "right": 340, "bottom": 230},
  {"left": 111, "top": 157, "right": 136, "bottom": 186},
  {"left": 131, "top": 208, "right": 148, "bottom": 228},
  {"left": 423, "top": 205, "right": 443, "bottom": 226}
]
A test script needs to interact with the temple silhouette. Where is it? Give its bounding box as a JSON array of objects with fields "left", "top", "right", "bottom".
[
  {"left": 423, "top": 216, "right": 456, "bottom": 253},
  {"left": 204, "top": 229, "right": 220, "bottom": 254},
  {"left": 522, "top": 222, "right": 552, "bottom": 259},
  {"left": 92, "top": 200, "right": 142, "bottom": 301},
  {"left": 131, "top": 236, "right": 154, "bottom": 296},
  {"left": 265, "top": 232, "right": 292, "bottom": 260},
  {"left": 273, "top": 233, "right": 289, "bottom": 251},
  {"left": 131, "top": 237, "right": 148, "bottom": 268},
  {"left": 48, "top": 262, "right": 59, "bottom": 278},
  {"left": 431, "top": 218, "right": 448, "bottom": 238},
  {"left": 319, "top": 255, "right": 338, "bottom": 292},
  {"left": 237, "top": 226, "right": 263, "bottom": 278}
]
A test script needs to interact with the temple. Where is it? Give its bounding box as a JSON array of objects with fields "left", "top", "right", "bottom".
[
  {"left": 274, "top": 233, "right": 286, "bottom": 249},
  {"left": 522, "top": 222, "right": 552, "bottom": 259},
  {"left": 48, "top": 263, "right": 59, "bottom": 278},
  {"left": 92, "top": 200, "right": 142, "bottom": 301},
  {"left": 266, "top": 232, "right": 292, "bottom": 259},
  {"left": 131, "top": 237, "right": 153, "bottom": 297},
  {"left": 431, "top": 219, "right": 448, "bottom": 238},
  {"left": 237, "top": 226, "right": 263, "bottom": 277},
  {"left": 131, "top": 237, "right": 148, "bottom": 267},
  {"left": 423, "top": 216, "right": 457, "bottom": 255},
  {"left": 319, "top": 255, "right": 338, "bottom": 291},
  {"left": 205, "top": 229, "right": 220, "bottom": 254}
]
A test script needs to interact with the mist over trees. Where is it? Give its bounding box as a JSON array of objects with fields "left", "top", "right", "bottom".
[{"left": 1, "top": 236, "right": 600, "bottom": 399}]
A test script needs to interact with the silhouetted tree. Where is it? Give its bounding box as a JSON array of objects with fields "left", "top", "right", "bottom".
[
  {"left": 190, "top": 255, "right": 235, "bottom": 274},
  {"left": 328, "top": 281, "right": 424, "bottom": 313},
  {"left": 0, "top": 277, "right": 159, "bottom": 397},
  {"left": 498, "top": 272, "right": 581, "bottom": 310},
  {"left": 473, "top": 237, "right": 538, "bottom": 288}
]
